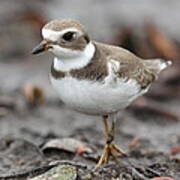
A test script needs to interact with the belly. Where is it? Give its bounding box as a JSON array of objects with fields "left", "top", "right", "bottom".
[{"left": 50, "top": 76, "right": 144, "bottom": 115}]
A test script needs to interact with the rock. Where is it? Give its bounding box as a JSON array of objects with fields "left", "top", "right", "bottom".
[{"left": 30, "top": 164, "right": 77, "bottom": 180}]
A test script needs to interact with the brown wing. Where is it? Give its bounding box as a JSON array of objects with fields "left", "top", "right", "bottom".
[
  {"left": 114, "top": 59, "right": 156, "bottom": 89},
  {"left": 95, "top": 42, "right": 156, "bottom": 89}
]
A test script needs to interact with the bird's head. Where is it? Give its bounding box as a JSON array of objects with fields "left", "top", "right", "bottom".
[{"left": 32, "top": 19, "right": 91, "bottom": 59}]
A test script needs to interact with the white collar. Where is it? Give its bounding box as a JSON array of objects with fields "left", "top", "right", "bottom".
[{"left": 53, "top": 42, "right": 95, "bottom": 72}]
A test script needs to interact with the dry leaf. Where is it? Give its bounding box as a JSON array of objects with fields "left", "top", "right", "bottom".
[
  {"left": 149, "top": 177, "right": 175, "bottom": 180},
  {"left": 22, "top": 84, "right": 45, "bottom": 105},
  {"left": 42, "top": 138, "right": 92, "bottom": 154}
]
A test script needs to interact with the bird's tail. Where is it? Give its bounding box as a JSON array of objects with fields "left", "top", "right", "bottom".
[{"left": 144, "top": 59, "right": 172, "bottom": 75}]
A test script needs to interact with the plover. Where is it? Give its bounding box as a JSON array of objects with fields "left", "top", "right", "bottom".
[{"left": 32, "top": 19, "right": 171, "bottom": 168}]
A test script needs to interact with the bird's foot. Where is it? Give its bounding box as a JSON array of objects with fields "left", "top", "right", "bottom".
[
  {"left": 94, "top": 115, "right": 126, "bottom": 169},
  {"left": 95, "top": 143, "right": 125, "bottom": 169}
]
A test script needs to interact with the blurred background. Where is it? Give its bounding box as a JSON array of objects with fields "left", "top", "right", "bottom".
[{"left": 0, "top": 0, "right": 180, "bottom": 153}]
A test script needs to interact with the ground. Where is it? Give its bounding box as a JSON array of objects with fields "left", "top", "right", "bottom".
[{"left": 0, "top": 1, "right": 179, "bottom": 179}]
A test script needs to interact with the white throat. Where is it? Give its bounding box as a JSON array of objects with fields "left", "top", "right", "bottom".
[{"left": 53, "top": 42, "right": 95, "bottom": 72}]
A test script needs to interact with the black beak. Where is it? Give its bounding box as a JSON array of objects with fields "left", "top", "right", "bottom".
[{"left": 32, "top": 40, "right": 49, "bottom": 55}]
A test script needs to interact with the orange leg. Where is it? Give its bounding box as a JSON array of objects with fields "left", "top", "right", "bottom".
[{"left": 95, "top": 115, "right": 126, "bottom": 169}]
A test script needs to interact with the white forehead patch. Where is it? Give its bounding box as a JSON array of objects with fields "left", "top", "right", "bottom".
[{"left": 42, "top": 28, "right": 81, "bottom": 42}]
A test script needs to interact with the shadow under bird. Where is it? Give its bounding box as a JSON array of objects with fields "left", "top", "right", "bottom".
[{"left": 32, "top": 19, "right": 172, "bottom": 168}]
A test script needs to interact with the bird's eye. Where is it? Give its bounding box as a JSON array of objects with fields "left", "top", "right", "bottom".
[{"left": 62, "top": 32, "right": 75, "bottom": 41}]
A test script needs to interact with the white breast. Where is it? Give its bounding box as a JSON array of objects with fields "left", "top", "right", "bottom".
[{"left": 50, "top": 75, "right": 146, "bottom": 115}]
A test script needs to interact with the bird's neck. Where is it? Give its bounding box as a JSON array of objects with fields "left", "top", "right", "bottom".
[{"left": 53, "top": 41, "right": 96, "bottom": 72}]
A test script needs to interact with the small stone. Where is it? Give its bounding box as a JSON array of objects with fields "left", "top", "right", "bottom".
[{"left": 30, "top": 164, "right": 77, "bottom": 180}]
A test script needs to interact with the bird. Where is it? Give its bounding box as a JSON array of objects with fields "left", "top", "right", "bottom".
[{"left": 32, "top": 19, "right": 172, "bottom": 168}]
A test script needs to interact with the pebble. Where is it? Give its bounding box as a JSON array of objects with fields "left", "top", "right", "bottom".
[{"left": 29, "top": 164, "right": 77, "bottom": 180}]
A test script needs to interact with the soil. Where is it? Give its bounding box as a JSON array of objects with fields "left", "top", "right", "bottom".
[{"left": 0, "top": 1, "right": 179, "bottom": 179}]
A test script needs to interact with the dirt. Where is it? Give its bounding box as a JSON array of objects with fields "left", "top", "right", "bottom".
[{"left": 0, "top": 0, "right": 179, "bottom": 179}]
